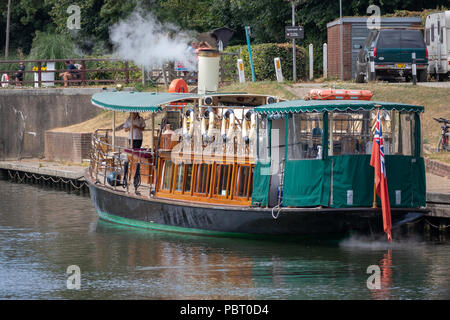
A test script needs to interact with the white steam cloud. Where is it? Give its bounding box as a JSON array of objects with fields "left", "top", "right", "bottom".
[{"left": 109, "top": 9, "right": 196, "bottom": 70}]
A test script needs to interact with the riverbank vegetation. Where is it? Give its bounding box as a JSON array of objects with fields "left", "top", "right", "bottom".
[{"left": 1, "top": 1, "right": 448, "bottom": 77}]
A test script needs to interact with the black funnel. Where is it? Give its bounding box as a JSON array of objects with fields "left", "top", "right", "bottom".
[{"left": 210, "top": 27, "right": 235, "bottom": 50}]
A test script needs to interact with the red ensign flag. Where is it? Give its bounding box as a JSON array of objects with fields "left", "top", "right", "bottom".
[{"left": 370, "top": 110, "right": 392, "bottom": 242}]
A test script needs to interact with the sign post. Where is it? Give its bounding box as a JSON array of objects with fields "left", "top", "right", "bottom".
[
  {"left": 285, "top": 25, "right": 304, "bottom": 82},
  {"left": 245, "top": 26, "right": 256, "bottom": 82}
]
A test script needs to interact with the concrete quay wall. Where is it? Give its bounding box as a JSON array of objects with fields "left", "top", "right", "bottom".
[{"left": 0, "top": 88, "right": 103, "bottom": 160}]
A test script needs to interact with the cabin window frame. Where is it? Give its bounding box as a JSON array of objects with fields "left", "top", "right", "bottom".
[
  {"left": 256, "top": 115, "right": 270, "bottom": 162},
  {"left": 158, "top": 158, "right": 175, "bottom": 193},
  {"left": 288, "top": 112, "right": 324, "bottom": 160},
  {"left": 233, "top": 164, "right": 254, "bottom": 200},
  {"left": 183, "top": 163, "right": 194, "bottom": 194},
  {"left": 193, "top": 163, "right": 211, "bottom": 196},
  {"left": 173, "top": 162, "right": 185, "bottom": 194},
  {"left": 327, "top": 110, "right": 416, "bottom": 157},
  {"left": 212, "top": 163, "right": 232, "bottom": 198}
]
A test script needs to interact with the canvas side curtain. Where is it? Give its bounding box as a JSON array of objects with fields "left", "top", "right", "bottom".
[
  {"left": 282, "top": 159, "right": 331, "bottom": 207},
  {"left": 251, "top": 161, "right": 271, "bottom": 207}
]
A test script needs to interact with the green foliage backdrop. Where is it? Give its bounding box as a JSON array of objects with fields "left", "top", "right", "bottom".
[{"left": 1, "top": 0, "right": 448, "bottom": 79}]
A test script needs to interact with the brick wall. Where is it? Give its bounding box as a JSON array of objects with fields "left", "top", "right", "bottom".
[
  {"left": 327, "top": 23, "right": 352, "bottom": 80},
  {"left": 45, "top": 132, "right": 93, "bottom": 163},
  {"left": 45, "top": 131, "right": 130, "bottom": 163},
  {"left": 425, "top": 158, "right": 450, "bottom": 178}
]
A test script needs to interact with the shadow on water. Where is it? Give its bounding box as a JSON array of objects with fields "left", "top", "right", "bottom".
[{"left": 91, "top": 218, "right": 450, "bottom": 300}]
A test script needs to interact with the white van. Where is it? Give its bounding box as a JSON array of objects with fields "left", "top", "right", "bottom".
[{"left": 425, "top": 11, "right": 450, "bottom": 79}]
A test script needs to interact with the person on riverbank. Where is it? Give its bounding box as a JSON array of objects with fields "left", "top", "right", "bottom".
[
  {"left": 123, "top": 112, "right": 146, "bottom": 149},
  {"left": 14, "top": 62, "right": 25, "bottom": 86},
  {"left": 59, "top": 60, "right": 79, "bottom": 87}
]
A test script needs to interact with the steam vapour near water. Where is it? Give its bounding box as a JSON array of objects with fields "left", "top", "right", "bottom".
[{"left": 109, "top": 10, "right": 196, "bottom": 70}]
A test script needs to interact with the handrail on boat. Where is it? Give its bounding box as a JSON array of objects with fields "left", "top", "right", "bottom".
[{"left": 89, "top": 129, "right": 156, "bottom": 196}]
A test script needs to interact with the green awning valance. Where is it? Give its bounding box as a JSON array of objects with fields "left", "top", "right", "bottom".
[
  {"left": 91, "top": 92, "right": 200, "bottom": 112},
  {"left": 255, "top": 100, "right": 424, "bottom": 114}
]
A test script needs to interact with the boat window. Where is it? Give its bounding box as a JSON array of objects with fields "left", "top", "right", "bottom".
[
  {"left": 184, "top": 164, "right": 193, "bottom": 193},
  {"left": 425, "top": 28, "right": 430, "bottom": 46},
  {"left": 195, "top": 163, "right": 210, "bottom": 194},
  {"left": 431, "top": 24, "right": 434, "bottom": 42},
  {"left": 257, "top": 115, "right": 269, "bottom": 161},
  {"left": 234, "top": 165, "right": 253, "bottom": 198},
  {"left": 383, "top": 111, "right": 415, "bottom": 156},
  {"left": 337, "top": 110, "right": 415, "bottom": 156},
  {"left": 329, "top": 111, "right": 371, "bottom": 156},
  {"left": 214, "top": 164, "right": 231, "bottom": 196},
  {"left": 174, "top": 163, "right": 184, "bottom": 192},
  {"left": 288, "top": 113, "right": 323, "bottom": 160},
  {"left": 161, "top": 160, "right": 174, "bottom": 190}
]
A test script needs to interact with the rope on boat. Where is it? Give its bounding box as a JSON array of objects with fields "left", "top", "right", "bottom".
[
  {"left": 271, "top": 202, "right": 283, "bottom": 219},
  {"left": 7, "top": 170, "right": 88, "bottom": 190}
]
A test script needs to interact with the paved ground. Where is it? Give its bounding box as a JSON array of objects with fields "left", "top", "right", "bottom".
[
  {"left": 285, "top": 84, "right": 318, "bottom": 98},
  {"left": 426, "top": 172, "right": 450, "bottom": 194},
  {"left": 391, "top": 81, "right": 450, "bottom": 88},
  {"left": 0, "top": 159, "right": 87, "bottom": 180}
]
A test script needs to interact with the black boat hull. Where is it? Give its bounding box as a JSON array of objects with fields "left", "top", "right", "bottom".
[{"left": 87, "top": 177, "right": 428, "bottom": 239}]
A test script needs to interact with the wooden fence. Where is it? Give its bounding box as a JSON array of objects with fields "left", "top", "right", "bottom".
[{"left": 0, "top": 53, "right": 240, "bottom": 88}]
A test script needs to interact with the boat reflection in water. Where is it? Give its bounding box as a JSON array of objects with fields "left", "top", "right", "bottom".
[{"left": 93, "top": 219, "right": 450, "bottom": 300}]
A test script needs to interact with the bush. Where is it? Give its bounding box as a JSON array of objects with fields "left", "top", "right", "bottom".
[
  {"left": 222, "top": 43, "right": 307, "bottom": 82},
  {"left": 28, "top": 32, "right": 79, "bottom": 72}
]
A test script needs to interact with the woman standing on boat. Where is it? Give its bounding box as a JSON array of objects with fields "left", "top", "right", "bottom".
[{"left": 123, "top": 112, "right": 146, "bottom": 149}]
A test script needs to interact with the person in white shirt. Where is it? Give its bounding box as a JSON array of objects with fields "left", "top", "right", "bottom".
[{"left": 123, "top": 112, "right": 146, "bottom": 149}]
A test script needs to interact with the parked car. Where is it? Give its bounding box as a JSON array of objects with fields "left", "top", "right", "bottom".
[
  {"left": 355, "top": 28, "right": 428, "bottom": 82},
  {"left": 425, "top": 11, "right": 450, "bottom": 80}
]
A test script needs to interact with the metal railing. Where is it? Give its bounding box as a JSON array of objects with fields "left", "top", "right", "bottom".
[
  {"left": 0, "top": 58, "right": 141, "bottom": 87},
  {"left": 1, "top": 52, "right": 241, "bottom": 88},
  {"left": 89, "top": 129, "right": 156, "bottom": 196}
]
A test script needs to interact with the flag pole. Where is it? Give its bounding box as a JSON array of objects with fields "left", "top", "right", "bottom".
[
  {"left": 372, "top": 105, "right": 380, "bottom": 208},
  {"left": 372, "top": 181, "right": 377, "bottom": 208}
]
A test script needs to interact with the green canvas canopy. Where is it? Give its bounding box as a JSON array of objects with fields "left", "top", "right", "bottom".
[
  {"left": 91, "top": 91, "right": 201, "bottom": 112},
  {"left": 251, "top": 99, "right": 426, "bottom": 209},
  {"left": 255, "top": 100, "right": 424, "bottom": 114}
]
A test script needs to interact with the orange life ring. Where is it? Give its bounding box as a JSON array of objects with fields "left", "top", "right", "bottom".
[
  {"left": 168, "top": 78, "right": 188, "bottom": 108},
  {"left": 169, "top": 78, "right": 188, "bottom": 93},
  {"left": 307, "top": 89, "right": 372, "bottom": 101}
]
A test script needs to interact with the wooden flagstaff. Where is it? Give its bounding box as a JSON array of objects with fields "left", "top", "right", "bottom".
[
  {"left": 152, "top": 113, "right": 155, "bottom": 150},
  {"left": 130, "top": 112, "right": 134, "bottom": 149},
  {"left": 112, "top": 111, "right": 116, "bottom": 152},
  {"left": 372, "top": 105, "right": 381, "bottom": 209}
]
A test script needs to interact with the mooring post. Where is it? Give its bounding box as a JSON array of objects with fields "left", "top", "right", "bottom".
[
  {"left": 412, "top": 52, "right": 417, "bottom": 85},
  {"left": 369, "top": 51, "right": 375, "bottom": 81}
]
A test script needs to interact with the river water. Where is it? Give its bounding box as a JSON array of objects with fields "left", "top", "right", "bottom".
[{"left": 0, "top": 180, "right": 449, "bottom": 300}]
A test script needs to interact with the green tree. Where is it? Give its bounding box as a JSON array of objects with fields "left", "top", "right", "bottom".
[{"left": 1, "top": 0, "right": 54, "bottom": 54}]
